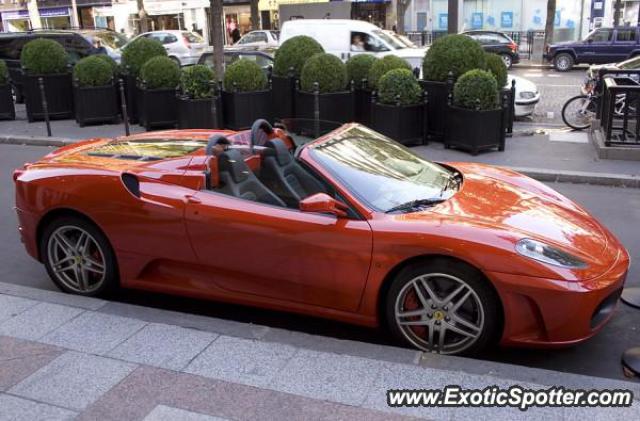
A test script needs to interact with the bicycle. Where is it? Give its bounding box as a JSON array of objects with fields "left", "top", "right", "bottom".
[{"left": 562, "top": 79, "right": 632, "bottom": 130}]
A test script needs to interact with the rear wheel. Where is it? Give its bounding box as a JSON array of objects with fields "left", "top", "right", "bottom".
[
  {"left": 554, "top": 53, "right": 574, "bottom": 72},
  {"left": 500, "top": 54, "right": 513, "bottom": 69},
  {"left": 562, "top": 95, "right": 596, "bottom": 130}
]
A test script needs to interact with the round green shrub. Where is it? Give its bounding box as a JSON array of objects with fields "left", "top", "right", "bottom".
[
  {"left": 0, "top": 60, "right": 8, "bottom": 85},
  {"left": 484, "top": 53, "right": 507, "bottom": 88},
  {"left": 21, "top": 38, "right": 68, "bottom": 75},
  {"left": 368, "top": 55, "right": 410, "bottom": 90},
  {"left": 422, "top": 34, "right": 486, "bottom": 82},
  {"left": 300, "top": 53, "right": 347, "bottom": 93},
  {"left": 94, "top": 54, "right": 118, "bottom": 74},
  {"left": 378, "top": 68, "right": 422, "bottom": 106},
  {"left": 121, "top": 37, "right": 167, "bottom": 76},
  {"left": 140, "top": 56, "right": 180, "bottom": 89},
  {"left": 453, "top": 69, "right": 499, "bottom": 111},
  {"left": 273, "top": 35, "right": 324, "bottom": 77},
  {"left": 346, "top": 54, "right": 378, "bottom": 87},
  {"left": 73, "top": 56, "right": 113, "bottom": 87},
  {"left": 223, "top": 59, "right": 267, "bottom": 92},
  {"left": 181, "top": 64, "right": 215, "bottom": 99}
]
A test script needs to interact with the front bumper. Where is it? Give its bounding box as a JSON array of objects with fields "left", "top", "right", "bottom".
[
  {"left": 514, "top": 96, "right": 540, "bottom": 117},
  {"left": 488, "top": 249, "right": 629, "bottom": 348}
]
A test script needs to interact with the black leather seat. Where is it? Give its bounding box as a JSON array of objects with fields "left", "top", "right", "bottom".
[
  {"left": 217, "top": 149, "right": 285, "bottom": 207},
  {"left": 260, "top": 139, "right": 326, "bottom": 208}
]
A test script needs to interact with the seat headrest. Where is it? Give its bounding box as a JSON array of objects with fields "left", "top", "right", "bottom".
[
  {"left": 218, "top": 149, "right": 251, "bottom": 183},
  {"left": 264, "top": 139, "right": 293, "bottom": 166}
]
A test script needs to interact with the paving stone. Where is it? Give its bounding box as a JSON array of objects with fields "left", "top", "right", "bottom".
[
  {"left": 0, "top": 282, "right": 106, "bottom": 310},
  {"left": 40, "top": 311, "right": 147, "bottom": 354},
  {"left": 0, "top": 394, "right": 76, "bottom": 421},
  {"left": 0, "top": 336, "right": 63, "bottom": 391},
  {"left": 107, "top": 323, "right": 217, "bottom": 371},
  {"left": 271, "top": 348, "right": 384, "bottom": 406},
  {"left": 9, "top": 351, "right": 137, "bottom": 410},
  {"left": 184, "top": 335, "right": 296, "bottom": 388},
  {"left": 143, "top": 405, "right": 229, "bottom": 421},
  {"left": 0, "top": 302, "right": 84, "bottom": 341},
  {"left": 0, "top": 295, "right": 37, "bottom": 323}
]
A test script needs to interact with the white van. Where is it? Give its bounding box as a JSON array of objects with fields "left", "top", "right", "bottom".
[{"left": 279, "top": 19, "right": 427, "bottom": 71}]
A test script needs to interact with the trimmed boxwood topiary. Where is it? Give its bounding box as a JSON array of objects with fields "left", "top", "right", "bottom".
[
  {"left": 378, "top": 69, "right": 422, "bottom": 106},
  {"left": 346, "top": 54, "right": 378, "bottom": 86},
  {"left": 121, "top": 37, "right": 167, "bottom": 76},
  {"left": 422, "top": 34, "right": 486, "bottom": 82},
  {"left": 21, "top": 38, "right": 68, "bottom": 74},
  {"left": 73, "top": 56, "right": 113, "bottom": 87},
  {"left": 224, "top": 59, "right": 267, "bottom": 92},
  {"left": 0, "top": 60, "right": 8, "bottom": 84},
  {"left": 368, "top": 55, "right": 410, "bottom": 90},
  {"left": 181, "top": 65, "right": 215, "bottom": 99},
  {"left": 273, "top": 36, "right": 324, "bottom": 78},
  {"left": 140, "top": 56, "right": 181, "bottom": 90},
  {"left": 94, "top": 54, "right": 118, "bottom": 74},
  {"left": 484, "top": 53, "right": 507, "bottom": 88},
  {"left": 300, "top": 53, "right": 347, "bottom": 93},
  {"left": 453, "top": 69, "right": 499, "bottom": 111}
]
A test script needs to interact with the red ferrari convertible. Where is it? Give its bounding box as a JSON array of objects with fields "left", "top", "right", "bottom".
[{"left": 14, "top": 119, "right": 629, "bottom": 355}]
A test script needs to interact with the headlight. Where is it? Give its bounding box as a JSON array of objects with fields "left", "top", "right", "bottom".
[
  {"left": 519, "top": 91, "right": 536, "bottom": 99},
  {"left": 515, "top": 239, "right": 588, "bottom": 269}
]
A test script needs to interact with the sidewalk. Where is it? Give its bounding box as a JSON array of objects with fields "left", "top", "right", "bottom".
[{"left": 0, "top": 281, "right": 639, "bottom": 420}]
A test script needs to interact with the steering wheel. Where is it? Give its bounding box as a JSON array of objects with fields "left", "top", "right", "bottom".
[{"left": 250, "top": 119, "right": 274, "bottom": 153}]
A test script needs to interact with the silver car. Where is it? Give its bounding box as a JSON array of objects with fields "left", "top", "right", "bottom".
[{"left": 128, "top": 30, "right": 208, "bottom": 66}]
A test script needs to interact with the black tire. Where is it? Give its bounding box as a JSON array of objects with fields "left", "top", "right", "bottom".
[
  {"left": 554, "top": 53, "right": 574, "bottom": 72},
  {"left": 500, "top": 54, "right": 513, "bottom": 69},
  {"left": 385, "top": 258, "right": 501, "bottom": 356},
  {"left": 562, "top": 95, "right": 596, "bottom": 130},
  {"left": 40, "top": 216, "right": 118, "bottom": 297}
]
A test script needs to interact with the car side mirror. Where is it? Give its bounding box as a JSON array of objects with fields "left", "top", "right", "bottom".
[{"left": 299, "top": 193, "right": 349, "bottom": 217}]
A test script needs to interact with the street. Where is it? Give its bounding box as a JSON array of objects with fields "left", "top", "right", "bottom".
[{"left": 2, "top": 142, "right": 639, "bottom": 382}]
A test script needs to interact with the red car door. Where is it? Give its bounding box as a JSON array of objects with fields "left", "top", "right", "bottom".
[{"left": 184, "top": 191, "right": 373, "bottom": 312}]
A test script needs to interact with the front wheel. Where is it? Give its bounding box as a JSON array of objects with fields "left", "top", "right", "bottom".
[
  {"left": 385, "top": 259, "right": 501, "bottom": 356},
  {"left": 562, "top": 95, "right": 596, "bottom": 130},
  {"left": 554, "top": 53, "right": 574, "bottom": 72}
]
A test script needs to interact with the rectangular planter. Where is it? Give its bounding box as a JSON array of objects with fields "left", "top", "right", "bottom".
[
  {"left": 23, "top": 73, "right": 73, "bottom": 122},
  {"left": 0, "top": 83, "right": 15, "bottom": 120},
  {"left": 177, "top": 96, "right": 223, "bottom": 129},
  {"left": 222, "top": 89, "right": 272, "bottom": 130},
  {"left": 140, "top": 87, "right": 178, "bottom": 131},
  {"left": 271, "top": 75, "right": 296, "bottom": 119},
  {"left": 444, "top": 105, "right": 505, "bottom": 155},
  {"left": 419, "top": 80, "right": 450, "bottom": 142},
  {"left": 354, "top": 88, "right": 372, "bottom": 125},
  {"left": 295, "top": 90, "right": 354, "bottom": 124},
  {"left": 73, "top": 84, "right": 119, "bottom": 126},
  {"left": 370, "top": 101, "right": 426, "bottom": 146}
]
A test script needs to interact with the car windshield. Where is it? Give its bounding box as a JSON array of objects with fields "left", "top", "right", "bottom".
[
  {"left": 86, "top": 31, "right": 127, "bottom": 51},
  {"left": 183, "top": 31, "right": 204, "bottom": 43},
  {"left": 373, "top": 30, "right": 406, "bottom": 50},
  {"left": 308, "top": 125, "right": 456, "bottom": 212}
]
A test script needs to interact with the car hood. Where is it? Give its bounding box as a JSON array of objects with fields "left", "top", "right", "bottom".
[
  {"left": 507, "top": 75, "right": 537, "bottom": 94},
  {"left": 418, "top": 163, "right": 609, "bottom": 258},
  {"left": 550, "top": 40, "right": 578, "bottom": 48}
]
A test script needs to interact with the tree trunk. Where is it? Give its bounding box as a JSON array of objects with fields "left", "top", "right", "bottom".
[
  {"left": 543, "top": 0, "right": 556, "bottom": 48},
  {"left": 447, "top": 0, "right": 458, "bottom": 34},
  {"left": 250, "top": 0, "right": 260, "bottom": 31},
  {"left": 210, "top": 0, "right": 225, "bottom": 79},
  {"left": 396, "top": 0, "right": 412, "bottom": 35},
  {"left": 136, "top": 0, "right": 149, "bottom": 33}
]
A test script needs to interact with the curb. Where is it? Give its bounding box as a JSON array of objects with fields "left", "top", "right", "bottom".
[{"left": 0, "top": 135, "right": 74, "bottom": 147}]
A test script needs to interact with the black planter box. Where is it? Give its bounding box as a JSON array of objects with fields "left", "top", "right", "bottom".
[
  {"left": 73, "top": 84, "right": 119, "bottom": 126},
  {"left": 271, "top": 75, "right": 296, "bottom": 119},
  {"left": 123, "top": 73, "right": 139, "bottom": 124},
  {"left": 140, "top": 87, "right": 178, "bottom": 131},
  {"left": 444, "top": 105, "right": 505, "bottom": 155},
  {"left": 222, "top": 89, "right": 271, "bottom": 130},
  {"left": 370, "top": 101, "right": 426, "bottom": 146},
  {"left": 354, "top": 88, "right": 372, "bottom": 125},
  {"left": 295, "top": 90, "right": 354, "bottom": 124},
  {"left": 0, "top": 83, "right": 15, "bottom": 120},
  {"left": 419, "top": 80, "right": 450, "bottom": 142},
  {"left": 23, "top": 73, "right": 73, "bottom": 122},
  {"left": 177, "top": 96, "right": 223, "bottom": 129}
]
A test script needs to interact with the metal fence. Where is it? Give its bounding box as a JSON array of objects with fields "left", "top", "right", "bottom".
[{"left": 599, "top": 76, "right": 640, "bottom": 147}]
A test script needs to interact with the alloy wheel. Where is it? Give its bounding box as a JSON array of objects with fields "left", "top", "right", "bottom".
[{"left": 501, "top": 54, "right": 512, "bottom": 69}]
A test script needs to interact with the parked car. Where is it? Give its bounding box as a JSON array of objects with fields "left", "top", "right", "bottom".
[
  {"left": 230, "top": 30, "right": 279, "bottom": 49},
  {"left": 125, "top": 30, "right": 208, "bottom": 66},
  {"left": 508, "top": 75, "right": 540, "bottom": 117},
  {"left": 582, "top": 55, "right": 640, "bottom": 94},
  {"left": 545, "top": 26, "right": 640, "bottom": 72},
  {"left": 0, "top": 29, "right": 127, "bottom": 102},
  {"left": 383, "top": 30, "right": 418, "bottom": 48},
  {"left": 198, "top": 49, "right": 275, "bottom": 76},
  {"left": 279, "top": 19, "right": 427, "bottom": 71},
  {"left": 14, "top": 120, "right": 629, "bottom": 356},
  {"left": 462, "top": 30, "right": 520, "bottom": 69}
]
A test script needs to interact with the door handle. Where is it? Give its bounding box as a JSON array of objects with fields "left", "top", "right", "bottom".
[{"left": 184, "top": 194, "right": 201, "bottom": 204}]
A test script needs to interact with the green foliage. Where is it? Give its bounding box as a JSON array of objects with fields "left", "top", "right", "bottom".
[
  {"left": 422, "top": 34, "right": 486, "bottom": 82},
  {"left": 378, "top": 68, "right": 422, "bottom": 106},
  {"left": 223, "top": 59, "right": 267, "bottom": 92},
  {"left": 0, "top": 60, "right": 8, "bottom": 85},
  {"left": 20, "top": 38, "right": 68, "bottom": 75},
  {"left": 273, "top": 35, "right": 324, "bottom": 77},
  {"left": 300, "top": 53, "right": 348, "bottom": 93},
  {"left": 121, "top": 37, "right": 167, "bottom": 76},
  {"left": 484, "top": 53, "right": 507, "bottom": 88},
  {"left": 181, "top": 64, "right": 216, "bottom": 99},
  {"left": 453, "top": 69, "right": 499, "bottom": 111},
  {"left": 94, "top": 54, "right": 118, "bottom": 74},
  {"left": 368, "top": 55, "right": 410, "bottom": 90},
  {"left": 73, "top": 56, "right": 113, "bottom": 87},
  {"left": 346, "top": 54, "right": 378, "bottom": 87},
  {"left": 140, "top": 56, "right": 181, "bottom": 89}
]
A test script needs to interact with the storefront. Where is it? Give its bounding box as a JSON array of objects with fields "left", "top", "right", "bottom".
[
  {"left": 1, "top": 7, "right": 72, "bottom": 32},
  {"left": 351, "top": 0, "right": 391, "bottom": 29},
  {"left": 145, "top": 2, "right": 185, "bottom": 31}
]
